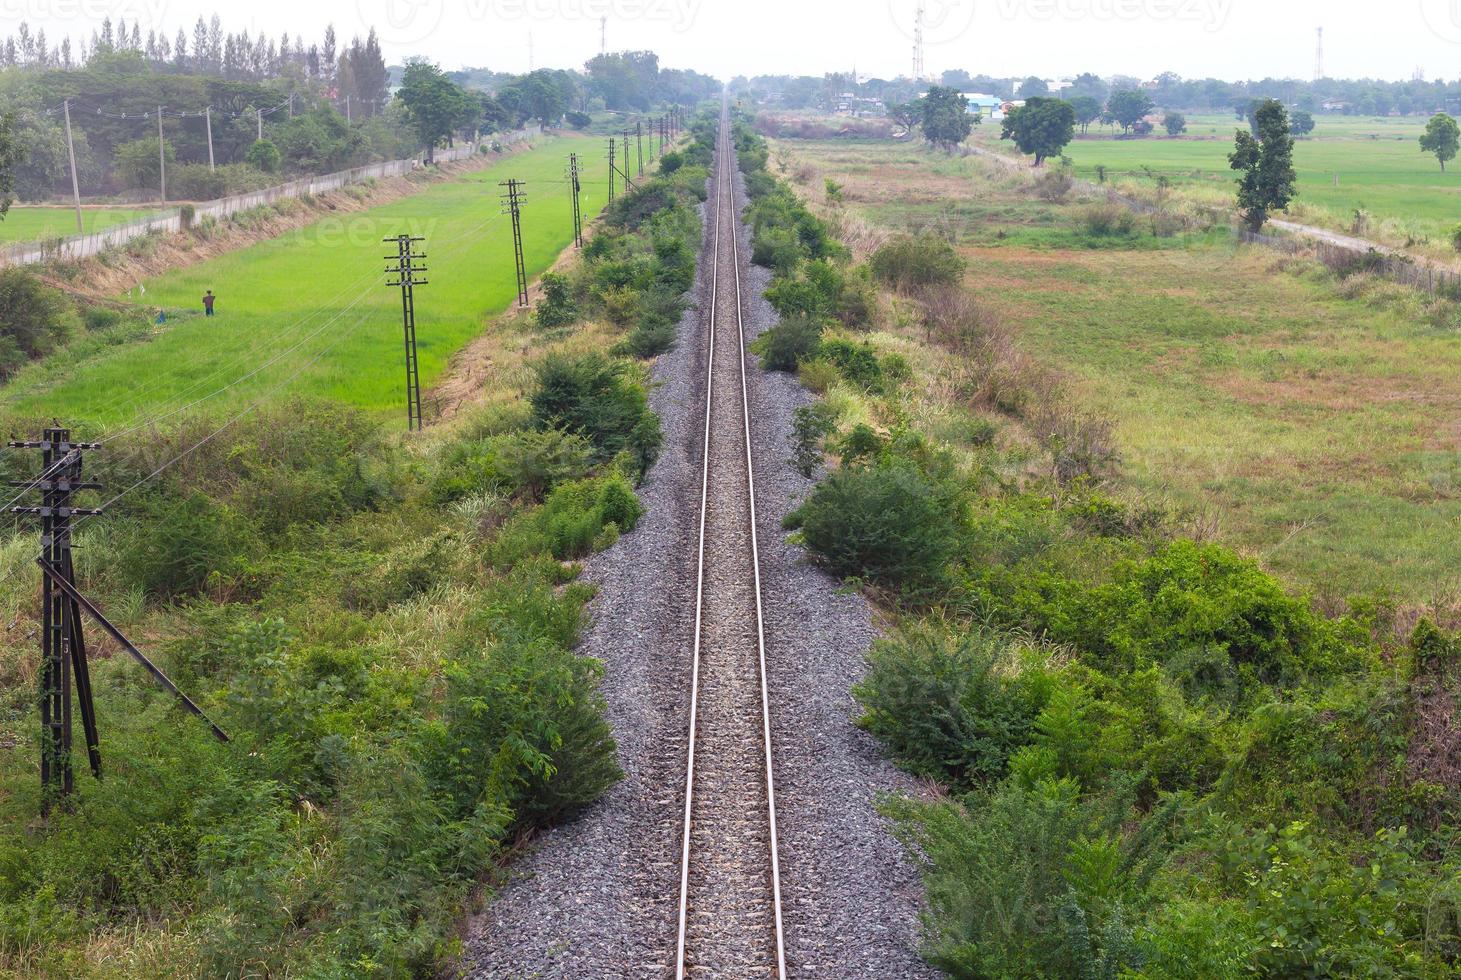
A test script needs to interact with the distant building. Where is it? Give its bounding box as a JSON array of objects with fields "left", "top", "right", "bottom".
[{"left": 961, "top": 92, "right": 1006, "bottom": 120}]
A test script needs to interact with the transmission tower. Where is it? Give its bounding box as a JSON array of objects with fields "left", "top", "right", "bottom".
[
  {"left": 600, "top": 15, "right": 606, "bottom": 56},
  {"left": 384, "top": 234, "right": 427, "bottom": 430},
  {"left": 9, "top": 429, "right": 228, "bottom": 813},
  {"left": 500, "top": 179, "right": 529, "bottom": 308},
  {"left": 1314, "top": 26, "right": 1324, "bottom": 82},
  {"left": 912, "top": 1, "right": 926, "bottom": 81}
]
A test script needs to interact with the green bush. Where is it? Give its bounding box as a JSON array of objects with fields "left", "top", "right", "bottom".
[
  {"left": 490, "top": 473, "right": 644, "bottom": 566},
  {"left": 245, "top": 138, "right": 282, "bottom": 174},
  {"left": 121, "top": 492, "right": 257, "bottom": 598},
  {"left": 0, "top": 268, "right": 78, "bottom": 375},
  {"left": 870, "top": 234, "right": 967, "bottom": 291},
  {"left": 752, "top": 316, "right": 823, "bottom": 371},
  {"left": 818, "top": 337, "right": 884, "bottom": 390},
  {"left": 855, "top": 624, "right": 1053, "bottom": 785},
  {"left": 888, "top": 777, "right": 1179, "bottom": 979},
  {"left": 786, "top": 461, "right": 962, "bottom": 596},
  {"left": 790, "top": 402, "right": 838, "bottom": 477},
  {"left": 1080, "top": 203, "right": 1138, "bottom": 237},
  {"left": 529, "top": 352, "right": 662, "bottom": 473},
  {"left": 534, "top": 273, "right": 579, "bottom": 328}
]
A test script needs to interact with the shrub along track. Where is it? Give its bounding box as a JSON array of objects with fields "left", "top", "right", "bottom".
[{"left": 466, "top": 108, "right": 933, "bottom": 979}]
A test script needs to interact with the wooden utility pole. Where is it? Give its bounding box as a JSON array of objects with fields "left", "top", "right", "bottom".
[{"left": 62, "top": 100, "right": 83, "bottom": 234}]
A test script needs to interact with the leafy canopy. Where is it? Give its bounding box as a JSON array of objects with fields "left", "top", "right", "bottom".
[
  {"left": 1229, "top": 98, "right": 1296, "bottom": 231},
  {"left": 919, "top": 85, "right": 974, "bottom": 149},
  {"left": 1000, "top": 97, "right": 1076, "bottom": 166},
  {"left": 1420, "top": 113, "right": 1460, "bottom": 171}
]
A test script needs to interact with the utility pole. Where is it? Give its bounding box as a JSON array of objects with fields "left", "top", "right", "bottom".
[
  {"left": 600, "top": 15, "right": 606, "bottom": 56},
  {"left": 1314, "top": 26, "right": 1324, "bottom": 82},
  {"left": 345, "top": 93, "right": 351, "bottom": 124},
  {"left": 288, "top": 91, "right": 295, "bottom": 118},
  {"left": 567, "top": 153, "right": 583, "bottom": 248},
  {"left": 500, "top": 179, "right": 528, "bottom": 307},
  {"left": 157, "top": 106, "right": 166, "bottom": 204},
  {"left": 636, "top": 120, "right": 644, "bottom": 177},
  {"left": 613, "top": 134, "right": 636, "bottom": 196},
  {"left": 607, "top": 137, "right": 616, "bottom": 203},
  {"left": 384, "top": 235, "right": 428, "bottom": 431},
  {"left": 9, "top": 429, "right": 228, "bottom": 814},
  {"left": 205, "top": 105, "right": 215, "bottom": 172},
  {"left": 62, "top": 100, "right": 83, "bottom": 234},
  {"left": 256, "top": 105, "right": 263, "bottom": 142}
]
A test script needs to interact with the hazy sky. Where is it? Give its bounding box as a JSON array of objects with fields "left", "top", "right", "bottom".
[{"left": 13, "top": 0, "right": 1461, "bottom": 83}]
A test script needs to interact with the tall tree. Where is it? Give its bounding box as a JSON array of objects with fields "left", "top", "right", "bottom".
[
  {"left": 0, "top": 112, "right": 20, "bottom": 219},
  {"left": 919, "top": 85, "right": 973, "bottom": 150},
  {"left": 1107, "top": 89, "right": 1155, "bottom": 135},
  {"left": 1069, "top": 95, "right": 1102, "bottom": 135},
  {"left": 1000, "top": 97, "right": 1076, "bottom": 166},
  {"left": 396, "top": 60, "right": 473, "bottom": 162},
  {"left": 1229, "top": 98, "right": 1296, "bottom": 231},
  {"left": 1420, "top": 113, "right": 1459, "bottom": 171}
]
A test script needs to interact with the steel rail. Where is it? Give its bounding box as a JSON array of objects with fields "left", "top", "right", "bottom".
[{"left": 673, "top": 100, "right": 787, "bottom": 980}]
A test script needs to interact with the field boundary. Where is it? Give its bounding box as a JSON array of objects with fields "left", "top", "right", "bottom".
[
  {"left": 0, "top": 124, "right": 542, "bottom": 268},
  {"left": 1238, "top": 227, "right": 1461, "bottom": 295}
]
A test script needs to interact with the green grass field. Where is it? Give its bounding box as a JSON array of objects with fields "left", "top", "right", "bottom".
[
  {"left": 778, "top": 137, "right": 1461, "bottom": 606},
  {"left": 0, "top": 206, "right": 157, "bottom": 242},
  {"left": 0, "top": 137, "right": 610, "bottom": 430},
  {"left": 973, "top": 113, "right": 1460, "bottom": 247}
]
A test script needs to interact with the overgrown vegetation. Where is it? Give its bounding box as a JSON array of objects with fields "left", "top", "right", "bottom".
[
  {"left": 0, "top": 111, "right": 716, "bottom": 978},
  {"left": 752, "top": 118, "right": 1461, "bottom": 977}
]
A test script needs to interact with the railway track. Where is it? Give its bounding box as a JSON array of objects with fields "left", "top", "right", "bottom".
[{"left": 673, "top": 103, "right": 788, "bottom": 979}]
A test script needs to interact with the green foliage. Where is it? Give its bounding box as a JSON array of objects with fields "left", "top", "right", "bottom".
[
  {"left": 1107, "top": 90, "right": 1156, "bottom": 134},
  {"left": 856, "top": 624, "right": 1052, "bottom": 785},
  {"left": 1290, "top": 109, "right": 1317, "bottom": 136},
  {"left": 529, "top": 351, "right": 662, "bottom": 473},
  {"left": 565, "top": 110, "right": 592, "bottom": 129},
  {"left": 114, "top": 136, "right": 175, "bottom": 191},
  {"left": 1420, "top": 112, "right": 1460, "bottom": 171},
  {"left": 534, "top": 272, "right": 579, "bottom": 328},
  {"left": 120, "top": 492, "right": 257, "bottom": 598},
  {"left": 1163, "top": 113, "right": 1187, "bottom": 137},
  {"left": 790, "top": 402, "right": 837, "bottom": 477},
  {"left": 490, "top": 472, "right": 643, "bottom": 565},
  {"left": 1000, "top": 97, "right": 1078, "bottom": 165},
  {"left": 919, "top": 85, "right": 975, "bottom": 149},
  {"left": 0, "top": 111, "right": 17, "bottom": 217},
  {"left": 888, "top": 777, "right": 1179, "bottom": 979},
  {"left": 244, "top": 138, "right": 282, "bottom": 174},
  {"left": 787, "top": 460, "right": 963, "bottom": 597},
  {"left": 818, "top": 337, "right": 884, "bottom": 390},
  {"left": 0, "top": 269, "right": 79, "bottom": 376},
  {"left": 752, "top": 316, "right": 823, "bottom": 371},
  {"left": 396, "top": 61, "right": 476, "bottom": 160},
  {"left": 870, "top": 234, "right": 966, "bottom": 292},
  {"left": 1230, "top": 98, "right": 1297, "bottom": 231},
  {"left": 1079, "top": 202, "right": 1139, "bottom": 237}
]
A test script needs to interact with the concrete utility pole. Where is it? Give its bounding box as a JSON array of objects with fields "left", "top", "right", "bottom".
[
  {"left": 205, "top": 106, "right": 215, "bottom": 172},
  {"left": 345, "top": 93, "right": 351, "bottom": 124},
  {"left": 156, "top": 106, "right": 166, "bottom": 204},
  {"left": 62, "top": 100, "right": 83, "bottom": 234},
  {"left": 256, "top": 106, "right": 263, "bottom": 142},
  {"left": 600, "top": 16, "right": 606, "bottom": 56}
]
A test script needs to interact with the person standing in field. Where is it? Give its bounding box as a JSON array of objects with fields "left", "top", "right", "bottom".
[{"left": 203, "top": 290, "right": 216, "bottom": 317}]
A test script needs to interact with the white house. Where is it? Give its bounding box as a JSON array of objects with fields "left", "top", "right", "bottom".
[{"left": 962, "top": 92, "right": 1006, "bottom": 120}]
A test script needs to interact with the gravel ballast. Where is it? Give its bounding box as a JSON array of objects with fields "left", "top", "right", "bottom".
[{"left": 465, "top": 124, "right": 935, "bottom": 980}]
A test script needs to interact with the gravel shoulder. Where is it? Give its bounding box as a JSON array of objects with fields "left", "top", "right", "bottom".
[{"left": 464, "top": 132, "right": 934, "bottom": 980}]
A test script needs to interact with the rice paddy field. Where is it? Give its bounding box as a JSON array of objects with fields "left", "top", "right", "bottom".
[
  {"left": 972, "top": 112, "right": 1460, "bottom": 248},
  {"left": 775, "top": 137, "right": 1461, "bottom": 607},
  {"left": 0, "top": 136, "right": 609, "bottom": 429},
  {"left": 0, "top": 205, "right": 156, "bottom": 242}
]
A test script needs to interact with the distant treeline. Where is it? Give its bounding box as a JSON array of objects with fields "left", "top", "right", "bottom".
[
  {"left": 734, "top": 69, "right": 1461, "bottom": 117},
  {"left": 0, "top": 22, "right": 718, "bottom": 203}
]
